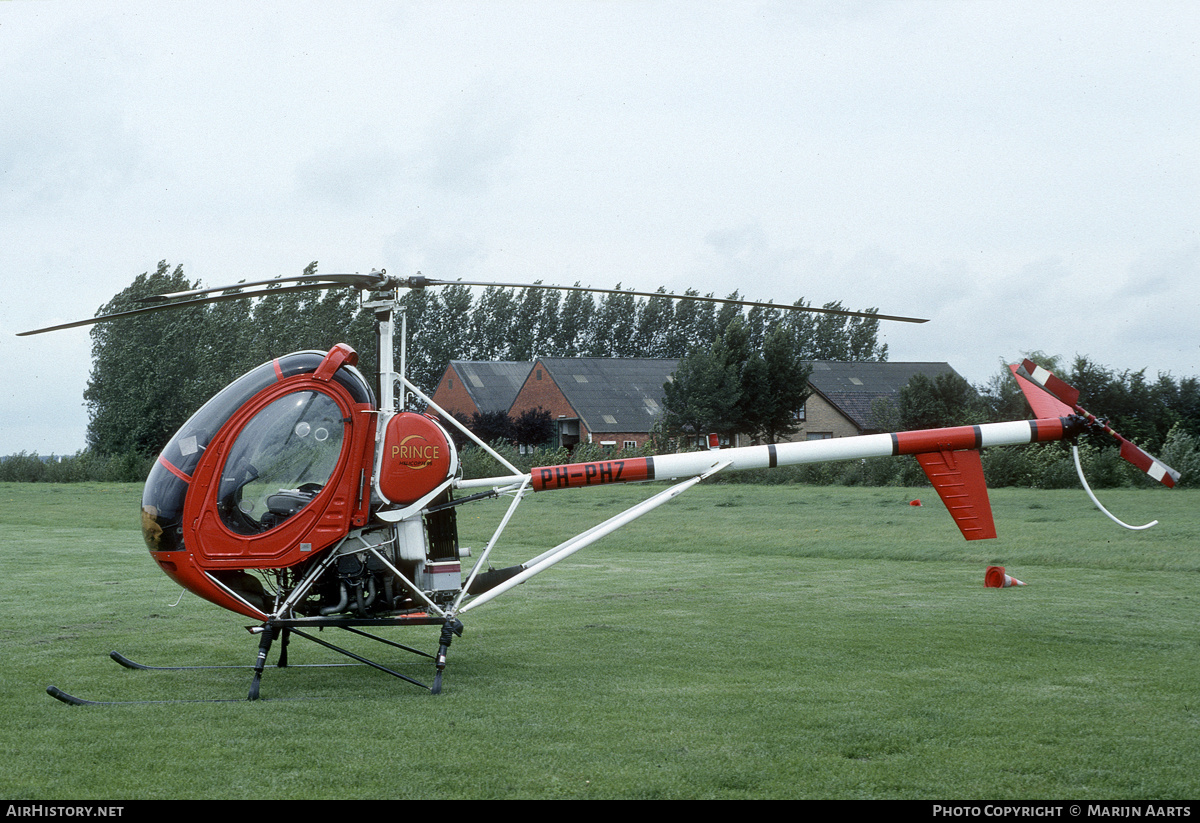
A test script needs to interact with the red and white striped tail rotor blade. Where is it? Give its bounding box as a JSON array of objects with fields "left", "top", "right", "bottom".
[
  {"left": 1009, "top": 365, "right": 1074, "bottom": 418},
  {"left": 1117, "top": 437, "right": 1180, "bottom": 489},
  {"left": 1018, "top": 359, "right": 1080, "bottom": 407}
]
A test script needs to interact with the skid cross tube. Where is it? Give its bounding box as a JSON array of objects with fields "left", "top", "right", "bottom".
[
  {"left": 284, "top": 628, "right": 430, "bottom": 691},
  {"left": 246, "top": 614, "right": 447, "bottom": 699}
]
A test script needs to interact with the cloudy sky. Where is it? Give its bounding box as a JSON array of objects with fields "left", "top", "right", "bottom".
[{"left": 2, "top": 0, "right": 1196, "bottom": 456}]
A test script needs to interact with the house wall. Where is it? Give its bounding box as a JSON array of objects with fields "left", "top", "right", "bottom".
[
  {"left": 429, "top": 366, "right": 479, "bottom": 419},
  {"left": 509, "top": 361, "right": 587, "bottom": 446},
  {"left": 590, "top": 431, "right": 655, "bottom": 450},
  {"left": 792, "top": 393, "right": 860, "bottom": 440}
]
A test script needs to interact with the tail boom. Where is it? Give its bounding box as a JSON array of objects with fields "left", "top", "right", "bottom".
[{"left": 521, "top": 417, "right": 1078, "bottom": 491}]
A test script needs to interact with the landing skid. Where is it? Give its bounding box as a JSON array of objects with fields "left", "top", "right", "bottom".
[
  {"left": 45, "top": 685, "right": 309, "bottom": 706},
  {"left": 109, "top": 650, "right": 361, "bottom": 671},
  {"left": 245, "top": 616, "right": 461, "bottom": 699},
  {"left": 46, "top": 616, "right": 465, "bottom": 705}
]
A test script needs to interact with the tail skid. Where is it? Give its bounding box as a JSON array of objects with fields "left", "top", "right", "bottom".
[{"left": 1071, "top": 445, "right": 1158, "bottom": 531}]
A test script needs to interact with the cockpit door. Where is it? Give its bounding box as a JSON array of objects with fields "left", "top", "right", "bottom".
[{"left": 181, "top": 350, "right": 375, "bottom": 569}]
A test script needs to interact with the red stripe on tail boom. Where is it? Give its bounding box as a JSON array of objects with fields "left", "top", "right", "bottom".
[
  {"left": 892, "top": 419, "right": 1066, "bottom": 456},
  {"left": 531, "top": 457, "right": 655, "bottom": 491}
]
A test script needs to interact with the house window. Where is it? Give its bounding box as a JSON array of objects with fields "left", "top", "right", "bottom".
[
  {"left": 536, "top": 369, "right": 542, "bottom": 381},
  {"left": 794, "top": 402, "right": 806, "bottom": 422},
  {"left": 806, "top": 432, "right": 833, "bottom": 441},
  {"left": 623, "top": 440, "right": 637, "bottom": 450},
  {"left": 690, "top": 434, "right": 731, "bottom": 448}
]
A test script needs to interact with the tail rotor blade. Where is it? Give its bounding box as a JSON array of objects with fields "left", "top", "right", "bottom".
[
  {"left": 1017, "top": 359, "right": 1080, "bottom": 407},
  {"left": 1116, "top": 434, "right": 1180, "bottom": 489},
  {"left": 1009, "top": 364, "right": 1073, "bottom": 418}
]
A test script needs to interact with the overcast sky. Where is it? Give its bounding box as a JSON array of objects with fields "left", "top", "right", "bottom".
[{"left": 2, "top": 0, "right": 1196, "bottom": 456}]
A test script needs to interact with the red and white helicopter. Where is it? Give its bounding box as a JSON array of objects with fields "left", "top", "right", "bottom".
[{"left": 20, "top": 270, "right": 1180, "bottom": 703}]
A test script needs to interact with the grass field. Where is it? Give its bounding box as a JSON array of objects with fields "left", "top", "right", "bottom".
[{"left": 1, "top": 480, "right": 1197, "bottom": 799}]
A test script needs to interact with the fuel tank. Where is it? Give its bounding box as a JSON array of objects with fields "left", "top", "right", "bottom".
[{"left": 375, "top": 411, "right": 458, "bottom": 505}]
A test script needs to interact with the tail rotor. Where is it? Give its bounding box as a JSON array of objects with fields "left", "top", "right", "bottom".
[{"left": 1014, "top": 358, "right": 1180, "bottom": 489}]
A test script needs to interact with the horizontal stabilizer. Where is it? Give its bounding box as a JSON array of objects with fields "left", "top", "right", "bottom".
[{"left": 915, "top": 449, "right": 997, "bottom": 540}]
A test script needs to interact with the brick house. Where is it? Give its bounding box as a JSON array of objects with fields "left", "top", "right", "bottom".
[
  {"left": 430, "top": 357, "right": 965, "bottom": 450},
  {"left": 428, "top": 361, "right": 532, "bottom": 420},
  {"left": 507, "top": 357, "right": 679, "bottom": 452},
  {"left": 792, "top": 360, "right": 964, "bottom": 440}
]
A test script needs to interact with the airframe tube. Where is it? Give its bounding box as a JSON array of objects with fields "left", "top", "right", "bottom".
[{"left": 457, "top": 468, "right": 724, "bottom": 614}]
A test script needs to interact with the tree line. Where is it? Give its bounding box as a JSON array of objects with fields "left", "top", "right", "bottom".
[
  {"left": 81, "top": 260, "right": 889, "bottom": 457},
  {"left": 5, "top": 261, "right": 1197, "bottom": 489}
]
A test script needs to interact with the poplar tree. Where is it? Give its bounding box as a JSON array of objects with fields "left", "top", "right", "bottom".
[
  {"left": 633, "top": 288, "right": 674, "bottom": 358},
  {"left": 468, "top": 286, "right": 516, "bottom": 361},
  {"left": 587, "top": 285, "right": 637, "bottom": 357},
  {"left": 509, "top": 285, "right": 545, "bottom": 361},
  {"left": 85, "top": 261, "right": 205, "bottom": 455},
  {"left": 556, "top": 285, "right": 594, "bottom": 357}
]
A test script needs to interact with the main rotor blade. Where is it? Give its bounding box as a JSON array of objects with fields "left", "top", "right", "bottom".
[
  {"left": 17, "top": 283, "right": 339, "bottom": 336},
  {"left": 139, "top": 270, "right": 392, "bottom": 302},
  {"left": 421, "top": 279, "right": 929, "bottom": 323},
  {"left": 19, "top": 268, "right": 926, "bottom": 337}
]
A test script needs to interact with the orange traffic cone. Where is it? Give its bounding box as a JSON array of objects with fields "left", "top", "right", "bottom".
[{"left": 985, "top": 565, "right": 1025, "bottom": 588}]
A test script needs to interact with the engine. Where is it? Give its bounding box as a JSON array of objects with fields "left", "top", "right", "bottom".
[{"left": 292, "top": 505, "right": 465, "bottom": 618}]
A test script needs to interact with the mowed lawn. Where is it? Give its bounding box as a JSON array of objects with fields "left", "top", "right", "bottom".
[{"left": 1, "top": 480, "right": 1196, "bottom": 799}]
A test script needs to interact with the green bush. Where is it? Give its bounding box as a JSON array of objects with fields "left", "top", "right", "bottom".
[
  {"left": 0, "top": 452, "right": 48, "bottom": 482},
  {"left": 0, "top": 450, "right": 156, "bottom": 483},
  {"left": 1158, "top": 424, "right": 1200, "bottom": 488}
]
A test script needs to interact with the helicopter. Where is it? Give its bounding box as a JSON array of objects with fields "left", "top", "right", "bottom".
[{"left": 19, "top": 270, "right": 1181, "bottom": 704}]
